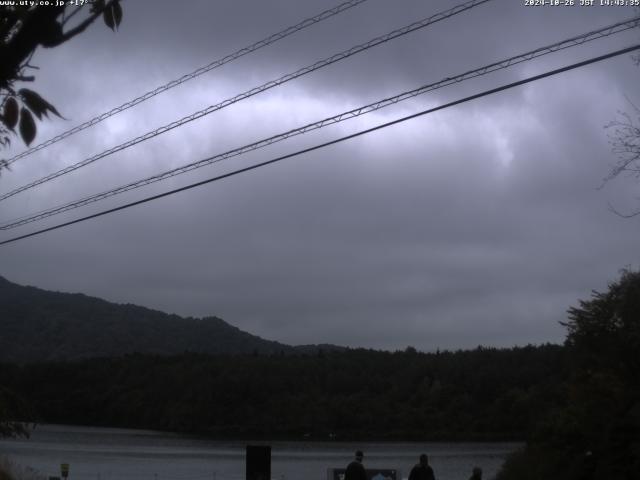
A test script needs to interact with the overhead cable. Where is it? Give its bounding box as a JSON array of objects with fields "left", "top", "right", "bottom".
[
  {"left": 0, "top": 0, "right": 493, "bottom": 203},
  {"left": 1, "top": 43, "right": 638, "bottom": 247},
  {"left": 2, "top": 0, "right": 372, "bottom": 167},
  {"left": 2, "top": 15, "right": 638, "bottom": 230}
]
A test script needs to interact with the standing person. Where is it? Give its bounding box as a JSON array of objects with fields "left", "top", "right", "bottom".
[
  {"left": 468, "top": 467, "right": 482, "bottom": 480},
  {"left": 345, "top": 450, "right": 367, "bottom": 480},
  {"left": 408, "top": 454, "right": 436, "bottom": 480}
]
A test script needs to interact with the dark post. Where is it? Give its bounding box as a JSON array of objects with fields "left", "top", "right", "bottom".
[{"left": 246, "top": 445, "right": 271, "bottom": 480}]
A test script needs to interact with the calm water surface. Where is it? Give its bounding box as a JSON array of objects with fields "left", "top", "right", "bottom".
[{"left": 0, "top": 425, "right": 519, "bottom": 480}]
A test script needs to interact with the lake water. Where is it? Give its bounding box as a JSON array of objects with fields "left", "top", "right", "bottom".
[{"left": 0, "top": 425, "right": 519, "bottom": 480}]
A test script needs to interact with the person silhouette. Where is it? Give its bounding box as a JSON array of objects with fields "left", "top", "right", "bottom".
[
  {"left": 408, "top": 454, "right": 435, "bottom": 480},
  {"left": 345, "top": 450, "right": 367, "bottom": 480},
  {"left": 469, "top": 466, "right": 482, "bottom": 480}
]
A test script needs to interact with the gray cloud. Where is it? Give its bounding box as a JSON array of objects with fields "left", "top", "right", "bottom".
[{"left": 1, "top": 0, "right": 639, "bottom": 351}]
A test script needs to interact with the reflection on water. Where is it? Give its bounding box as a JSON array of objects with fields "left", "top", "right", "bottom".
[{"left": 0, "top": 425, "right": 519, "bottom": 480}]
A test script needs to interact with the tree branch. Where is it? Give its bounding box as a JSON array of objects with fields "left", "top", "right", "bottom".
[
  {"left": 61, "top": 5, "right": 84, "bottom": 27},
  {"left": 607, "top": 202, "right": 640, "bottom": 218},
  {"left": 0, "top": 6, "right": 63, "bottom": 87},
  {"left": 54, "top": 0, "right": 116, "bottom": 46}
]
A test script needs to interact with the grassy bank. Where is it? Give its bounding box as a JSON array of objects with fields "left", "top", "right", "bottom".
[{"left": 0, "top": 458, "right": 44, "bottom": 480}]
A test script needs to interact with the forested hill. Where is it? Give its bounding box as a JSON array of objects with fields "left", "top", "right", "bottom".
[
  {"left": 1, "top": 345, "right": 568, "bottom": 440},
  {"left": 0, "top": 275, "right": 301, "bottom": 362}
]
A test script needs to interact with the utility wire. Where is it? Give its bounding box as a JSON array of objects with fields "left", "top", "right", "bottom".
[
  {"left": 0, "top": 0, "right": 493, "bottom": 203},
  {"left": 1, "top": 16, "right": 638, "bottom": 230},
  {"left": 2, "top": 0, "right": 371, "bottom": 167},
  {"left": 1, "top": 44, "right": 638, "bottom": 247}
]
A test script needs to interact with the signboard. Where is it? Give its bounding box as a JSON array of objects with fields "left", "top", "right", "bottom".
[
  {"left": 246, "top": 445, "right": 271, "bottom": 480},
  {"left": 328, "top": 468, "right": 400, "bottom": 480},
  {"left": 60, "top": 464, "right": 69, "bottom": 479}
]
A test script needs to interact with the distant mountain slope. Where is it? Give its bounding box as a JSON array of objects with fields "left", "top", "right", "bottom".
[{"left": 0, "top": 276, "right": 300, "bottom": 362}]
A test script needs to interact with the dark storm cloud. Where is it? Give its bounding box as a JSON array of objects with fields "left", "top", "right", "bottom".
[{"left": 1, "top": 0, "right": 639, "bottom": 350}]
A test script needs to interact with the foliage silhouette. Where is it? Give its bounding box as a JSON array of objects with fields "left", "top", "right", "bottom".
[
  {"left": 497, "top": 270, "right": 640, "bottom": 480},
  {"left": 0, "top": 0, "right": 123, "bottom": 173}
]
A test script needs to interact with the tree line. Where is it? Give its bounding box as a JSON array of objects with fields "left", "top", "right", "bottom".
[{"left": 1, "top": 344, "right": 567, "bottom": 441}]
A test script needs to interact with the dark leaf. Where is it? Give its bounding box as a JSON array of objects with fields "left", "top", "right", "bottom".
[
  {"left": 103, "top": 2, "right": 118, "bottom": 31},
  {"left": 3, "top": 97, "right": 19, "bottom": 130},
  {"left": 103, "top": 9, "right": 114, "bottom": 31},
  {"left": 19, "top": 89, "right": 62, "bottom": 119},
  {"left": 113, "top": 1, "right": 123, "bottom": 29},
  {"left": 19, "top": 108, "right": 36, "bottom": 146},
  {"left": 0, "top": 159, "right": 10, "bottom": 174}
]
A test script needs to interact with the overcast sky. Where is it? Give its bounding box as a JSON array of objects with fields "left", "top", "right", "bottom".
[{"left": 1, "top": 0, "right": 639, "bottom": 351}]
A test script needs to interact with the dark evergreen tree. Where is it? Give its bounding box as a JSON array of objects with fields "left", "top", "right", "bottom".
[{"left": 498, "top": 270, "right": 640, "bottom": 480}]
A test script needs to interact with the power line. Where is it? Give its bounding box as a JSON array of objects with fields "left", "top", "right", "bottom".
[
  {"left": 1, "top": 15, "right": 638, "bottom": 230},
  {"left": 1, "top": 43, "right": 637, "bottom": 248},
  {"left": 0, "top": 0, "right": 493, "bottom": 203},
  {"left": 2, "top": 0, "right": 371, "bottom": 167}
]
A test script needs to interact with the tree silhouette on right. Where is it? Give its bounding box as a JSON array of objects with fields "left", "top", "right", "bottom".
[
  {"left": 497, "top": 270, "right": 640, "bottom": 480},
  {"left": 603, "top": 19, "right": 640, "bottom": 218},
  {"left": 604, "top": 105, "right": 640, "bottom": 217}
]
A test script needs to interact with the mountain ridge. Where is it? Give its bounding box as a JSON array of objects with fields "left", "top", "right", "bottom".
[{"left": 0, "top": 275, "right": 340, "bottom": 362}]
